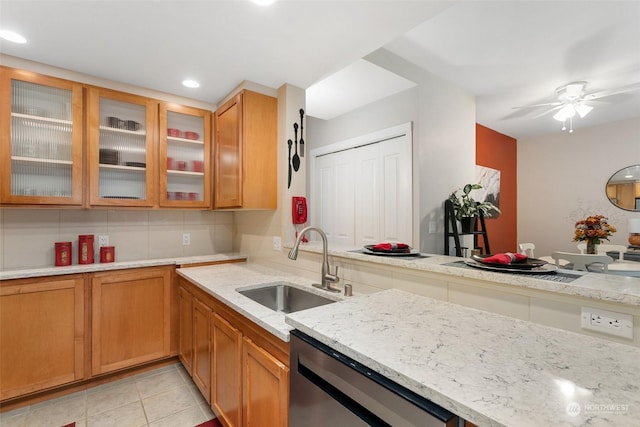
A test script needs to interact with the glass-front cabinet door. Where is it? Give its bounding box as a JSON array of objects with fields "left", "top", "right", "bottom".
[
  {"left": 87, "top": 88, "right": 157, "bottom": 207},
  {"left": 159, "top": 103, "right": 211, "bottom": 208},
  {"left": 0, "top": 67, "right": 83, "bottom": 205}
]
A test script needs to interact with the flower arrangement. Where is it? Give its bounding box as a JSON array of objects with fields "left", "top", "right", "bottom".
[{"left": 573, "top": 215, "right": 616, "bottom": 248}]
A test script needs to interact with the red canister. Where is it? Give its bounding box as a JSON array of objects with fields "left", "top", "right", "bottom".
[
  {"left": 100, "top": 246, "right": 115, "bottom": 263},
  {"left": 55, "top": 242, "right": 72, "bottom": 266},
  {"left": 78, "top": 234, "right": 94, "bottom": 264}
]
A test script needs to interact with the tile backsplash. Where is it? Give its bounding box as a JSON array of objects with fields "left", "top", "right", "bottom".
[{"left": 0, "top": 208, "right": 233, "bottom": 270}]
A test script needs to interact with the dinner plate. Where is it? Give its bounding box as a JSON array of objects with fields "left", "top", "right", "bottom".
[
  {"left": 362, "top": 246, "right": 421, "bottom": 257},
  {"left": 471, "top": 254, "right": 548, "bottom": 270},
  {"left": 465, "top": 258, "right": 558, "bottom": 274}
]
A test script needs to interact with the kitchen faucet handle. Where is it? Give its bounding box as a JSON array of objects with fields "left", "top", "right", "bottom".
[{"left": 325, "top": 265, "right": 339, "bottom": 283}]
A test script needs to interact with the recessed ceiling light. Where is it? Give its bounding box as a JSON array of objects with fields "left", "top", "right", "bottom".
[
  {"left": 0, "top": 29, "right": 27, "bottom": 44},
  {"left": 252, "top": 0, "right": 275, "bottom": 5},
  {"left": 182, "top": 79, "right": 200, "bottom": 88}
]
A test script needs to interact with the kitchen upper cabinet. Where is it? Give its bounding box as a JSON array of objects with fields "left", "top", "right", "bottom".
[
  {"left": 159, "top": 103, "right": 212, "bottom": 208},
  {"left": 0, "top": 275, "right": 85, "bottom": 400},
  {"left": 193, "top": 297, "right": 212, "bottom": 403},
  {"left": 0, "top": 66, "right": 84, "bottom": 206},
  {"left": 87, "top": 87, "right": 158, "bottom": 207},
  {"left": 212, "top": 312, "right": 243, "bottom": 427},
  {"left": 243, "top": 337, "right": 289, "bottom": 427},
  {"left": 214, "top": 90, "right": 277, "bottom": 209},
  {"left": 91, "top": 266, "right": 171, "bottom": 375}
]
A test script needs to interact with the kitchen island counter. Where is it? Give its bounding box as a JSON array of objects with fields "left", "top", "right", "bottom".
[
  {"left": 293, "top": 243, "right": 640, "bottom": 307},
  {"left": 286, "top": 288, "right": 640, "bottom": 427}
]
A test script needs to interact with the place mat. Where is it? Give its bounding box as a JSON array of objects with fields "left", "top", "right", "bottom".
[
  {"left": 349, "top": 249, "right": 428, "bottom": 259},
  {"left": 444, "top": 261, "right": 581, "bottom": 283}
]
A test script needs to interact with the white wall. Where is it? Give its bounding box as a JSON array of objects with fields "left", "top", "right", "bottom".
[
  {"left": 307, "top": 49, "right": 477, "bottom": 254},
  {"left": 518, "top": 117, "right": 640, "bottom": 257}
]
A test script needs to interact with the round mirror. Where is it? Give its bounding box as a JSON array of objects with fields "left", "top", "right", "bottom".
[{"left": 606, "top": 165, "right": 640, "bottom": 211}]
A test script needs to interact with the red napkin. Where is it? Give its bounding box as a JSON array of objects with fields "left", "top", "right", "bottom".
[
  {"left": 372, "top": 243, "right": 409, "bottom": 252},
  {"left": 480, "top": 252, "right": 528, "bottom": 264}
]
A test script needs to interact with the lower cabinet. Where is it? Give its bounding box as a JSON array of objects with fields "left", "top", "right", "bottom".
[
  {"left": 91, "top": 266, "right": 172, "bottom": 375},
  {"left": 0, "top": 276, "right": 86, "bottom": 400},
  {"left": 243, "top": 337, "right": 289, "bottom": 427},
  {"left": 212, "top": 313, "right": 242, "bottom": 427},
  {"left": 178, "top": 286, "right": 194, "bottom": 375},
  {"left": 193, "top": 297, "right": 212, "bottom": 402},
  {"left": 177, "top": 276, "right": 290, "bottom": 427}
]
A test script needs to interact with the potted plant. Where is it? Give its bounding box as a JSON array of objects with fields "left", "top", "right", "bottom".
[{"left": 448, "top": 183, "right": 500, "bottom": 232}]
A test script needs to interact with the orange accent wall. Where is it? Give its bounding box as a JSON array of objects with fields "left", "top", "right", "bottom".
[{"left": 476, "top": 124, "right": 517, "bottom": 254}]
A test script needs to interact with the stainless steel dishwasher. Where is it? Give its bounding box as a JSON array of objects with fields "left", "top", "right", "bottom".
[{"left": 290, "top": 330, "right": 459, "bottom": 427}]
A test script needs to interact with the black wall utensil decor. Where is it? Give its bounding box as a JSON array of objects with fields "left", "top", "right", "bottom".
[
  {"left": 292, "top": 123, "right": 301, "bottom": 171},
  {"left": 286, "top": 108, "right": 306, "bottom": 188},
  {"left": 299, "top": 109, "right": 305, "bottom": 157},
  {"left": 287, "top": 138, "right": 293, "bottom": 188}
]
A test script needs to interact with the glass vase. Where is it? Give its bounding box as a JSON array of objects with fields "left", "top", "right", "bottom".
[{"left": 586, "top": 239, "right": 596, "bottom": 254}]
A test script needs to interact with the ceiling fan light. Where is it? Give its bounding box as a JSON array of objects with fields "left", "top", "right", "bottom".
[
  {"left": 553, "top": 104, "right": 576, "bottom": 122},
  {"left": 575, "top": 104, "right": 593, "bottom": 118}
]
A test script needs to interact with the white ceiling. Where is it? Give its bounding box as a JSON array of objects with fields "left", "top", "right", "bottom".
[{"left": 1, "top": 1, "right": 639, "bottom": 139}]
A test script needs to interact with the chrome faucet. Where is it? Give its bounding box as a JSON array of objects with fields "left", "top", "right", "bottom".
[{"left": 288, "top": 226, "right": 340, "bottom": 293}]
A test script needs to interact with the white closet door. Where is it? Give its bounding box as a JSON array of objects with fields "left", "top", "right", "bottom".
[
  {"left": 310, "top": 122, "right": 413, "bottom": 248},
  {"left": 379, "top": 138, "right": 412, "bottom": 243},
  {"left": 355, "top": 143, "right": 380, "bottom": 247},
  {"left": 314, "top": 153, "right": 336, "bottom": 241}
]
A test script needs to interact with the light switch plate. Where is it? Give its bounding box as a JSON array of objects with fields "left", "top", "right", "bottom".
[
  {"left": 581, "top": 307, "right": 633, "bottom": 339},
  {"left": 182, "top": 233, "right": 191, "bottom": 246}
]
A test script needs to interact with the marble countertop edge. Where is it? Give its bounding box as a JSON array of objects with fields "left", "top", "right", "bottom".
[{"left": 0, "top": 253, "right": 248, "bottom": 280}]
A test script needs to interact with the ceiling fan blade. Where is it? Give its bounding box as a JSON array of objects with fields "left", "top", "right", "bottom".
[
  {"left": 512, "top": 101, "right": 561, "bottom": 109},
  {"left": 586, "top": 82, "right": 640, "bottom": 100},
  {"left": 531, "top": 105, "right": 563, "bottom": 119}
]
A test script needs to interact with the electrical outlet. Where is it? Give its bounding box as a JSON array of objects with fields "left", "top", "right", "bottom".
[
  {"left": 98, "top": 235, "right": 109, "bottom": 247},
  {"left": 182, "top": 233, "right": 191, "bottom": 246},
  {"left": 428, "top": 221, "right": 437, "bottom": 234},
  {"left": 272, "top": 236, "right": 282, "bottom": 251},
  {"left": 581, "top": 307, "right": 633, "bottom": 339}
]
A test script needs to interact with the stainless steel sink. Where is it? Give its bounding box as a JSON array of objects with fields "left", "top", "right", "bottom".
[{"left": 237, "top": 282, "right": 336, "bottom": 314}]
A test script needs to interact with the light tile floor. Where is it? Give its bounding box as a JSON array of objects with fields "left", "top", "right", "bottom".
[{"left": 0, "top": 363, "right": 215, "bottom": 427}]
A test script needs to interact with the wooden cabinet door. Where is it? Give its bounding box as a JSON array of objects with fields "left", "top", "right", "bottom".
[
  {"left": 243, "top": 337, "right": 289, "bottom": 427},
  {"left": 212, "top": 313, "right": 242, "bottom": 427},
  {"left": 91, "top": 267, "right": 171, "bottom": 375},
  {"left": 0, "top": 66, "right": 84, "bottom": 206},
  {"left": 159, "top": 102, "right": 212, "bottom": 208},
  {"left": 241, "top": 90, "right": 277, "bottom": 210},
  {"left": 0, "top": 276, "right": 85, "bottom": 400},
  {"left": 214, "top": 93, "right": 242, "bottom": 208},
  {"left": 192, "top": 298, "right": 212, "bottom": 402},
  {"left": 87, "top": 87, "right": 158, "bottom": 207},
  {"left": 178, "top": 286, "right": 194, "bottom": 375}
]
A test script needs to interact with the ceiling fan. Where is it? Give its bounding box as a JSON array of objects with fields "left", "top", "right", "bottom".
[{"left": 514, "top": 81, "right": 640, "bottom": 133}]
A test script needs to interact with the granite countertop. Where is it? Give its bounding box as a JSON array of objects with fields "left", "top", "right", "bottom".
[
  {"left": 176, "top": 263, "right": 344, "bottom": 341},
  {"left": 293, "top": 243, "right": 640, "bottom": 306},
  {"left": 0, "top": 253, "right": 248, "bottom": 281},
  {"left": 286, "top": 288, "right": 640, "bottom": 427}
]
